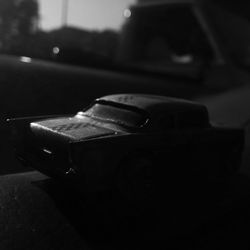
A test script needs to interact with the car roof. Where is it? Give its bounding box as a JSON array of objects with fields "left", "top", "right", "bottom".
[{"left": 96, "top": 94, "right": 207, "bottom": 115}]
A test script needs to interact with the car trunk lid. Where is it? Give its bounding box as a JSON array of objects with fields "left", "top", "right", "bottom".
[{"left": 30, "top": 115, "right": 119, "bottom": 144}]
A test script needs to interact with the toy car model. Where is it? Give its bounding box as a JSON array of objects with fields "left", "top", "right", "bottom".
[{"left": 8, "top": 94, "right": 244, "bottom": 199}]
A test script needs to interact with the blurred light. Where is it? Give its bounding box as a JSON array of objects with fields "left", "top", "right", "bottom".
[
  {"left": 123, "top": 8, "right": 132, "bottom": 18},
  {"left": 20, "top": 56, "right": 32, "bottom": 63},
  {"left": 53, "top": 46, "right": 60, "bottom": 54},
  {"left": 172, "top": 54, "right": 193, "bottom": 64},
  {"left": 43, "top": 148, "right": 52, "bottom": 155}
]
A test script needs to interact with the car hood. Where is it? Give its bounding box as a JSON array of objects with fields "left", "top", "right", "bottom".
[{"left": 30, "top": 115, "right": 120, "bottom": 143}]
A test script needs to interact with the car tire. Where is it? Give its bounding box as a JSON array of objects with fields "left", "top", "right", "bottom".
[{"left": 115, "top": 153, "right": 155, "bottom": 201}]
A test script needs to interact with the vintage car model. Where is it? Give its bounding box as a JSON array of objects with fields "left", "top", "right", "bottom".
[{"left": 8, "top": 94, "right": 244, "bottom": 199}]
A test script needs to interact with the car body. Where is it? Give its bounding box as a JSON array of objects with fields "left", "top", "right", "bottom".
[{"left": 8, "top": 94, "right": 244, "bottom": 199}]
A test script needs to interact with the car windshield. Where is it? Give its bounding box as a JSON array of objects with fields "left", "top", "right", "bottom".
[
  {"left": 117, "top": 4, "right": 214, "bottom": 71},
  {"left": 84, "top": 103, "right": 148, "bottom": 128},
  {"left": 0, "top": 0, "right": 214, "bottom": 76}
]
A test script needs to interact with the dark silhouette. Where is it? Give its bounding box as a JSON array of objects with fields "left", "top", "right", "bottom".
[{"left": 0, "top": 0, "right": 38, "bottom": 53}]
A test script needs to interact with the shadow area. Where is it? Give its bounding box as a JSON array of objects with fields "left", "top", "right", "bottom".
[{"left": 32, "top": 172, "right": 250, "bottom": 250}]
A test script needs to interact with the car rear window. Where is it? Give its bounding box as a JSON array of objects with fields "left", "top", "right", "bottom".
[{"left": 84, "top": 103, "right": 148, "bottom": 128}]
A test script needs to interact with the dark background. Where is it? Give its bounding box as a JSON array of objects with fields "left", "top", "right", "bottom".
[{"left": 1, "top": 0, "right": 250, "bottom": 249}]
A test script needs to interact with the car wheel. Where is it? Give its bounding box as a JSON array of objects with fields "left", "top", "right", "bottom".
[
  {"left": 115, "top": 153, "right": 154, "bottom": 201},
  {"left": 224, "top": 147, "right": 242, "bottom": 175}
]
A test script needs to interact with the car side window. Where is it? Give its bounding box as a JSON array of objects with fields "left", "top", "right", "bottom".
[
  {"left": 175, "top": 112, "right": 206, "bottom": 128},
  {"left": 151, "top": 114, "right": 175, "bottom": 131},
  {"left": 118, "top": 4, "right": 214, "bottom": 70}
]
